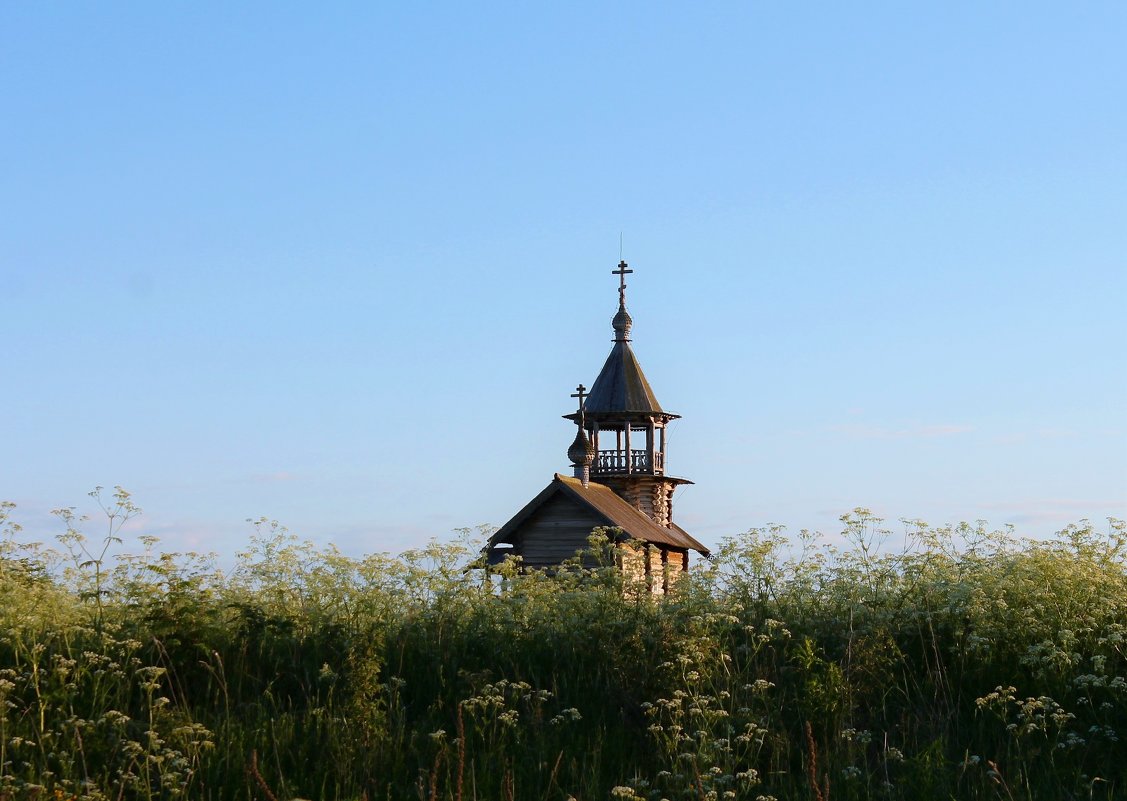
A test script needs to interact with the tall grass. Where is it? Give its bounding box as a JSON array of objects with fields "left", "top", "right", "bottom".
[{"left": 1, "top": 492, "right": 1124, "bottom": 800}]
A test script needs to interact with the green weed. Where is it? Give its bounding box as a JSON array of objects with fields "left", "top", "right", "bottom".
[{"left": 0, "top": 497, "right": 1123, "bottom": 799}]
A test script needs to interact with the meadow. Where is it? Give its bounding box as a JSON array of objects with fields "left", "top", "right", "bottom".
[{"left": 1, "top": 488, "right": 1124, "bottom": 800}]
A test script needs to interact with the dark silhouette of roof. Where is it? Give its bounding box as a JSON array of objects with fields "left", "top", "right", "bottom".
[
  {"left": 486, "top": 473, "right": 709, "bottom": 556},
  {"left": 583, "top": 340, "right": 665, "bottom": 415}
]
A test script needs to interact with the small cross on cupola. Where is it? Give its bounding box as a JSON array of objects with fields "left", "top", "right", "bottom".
[
  {"left": 571, "top": 383, "right": 589, "bottom": 424},
  {"left": 611, "top": 261, "right": 634, "bottom": 342},
  {"left": 613, "top": 260, "right": 633, "bottom": 300}
]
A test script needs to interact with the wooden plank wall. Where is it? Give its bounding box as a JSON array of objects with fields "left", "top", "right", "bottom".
[{"left": 517, "top": 493, "right": 608, "bottom": 568}]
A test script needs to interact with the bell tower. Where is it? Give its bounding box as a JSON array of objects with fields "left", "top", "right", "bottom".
[{"left": 564, "top": 261, "right": 692, "bottom": 528}]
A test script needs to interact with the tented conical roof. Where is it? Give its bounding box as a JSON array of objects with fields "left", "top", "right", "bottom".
[{"left": 584, "top": 340, "right": 664, "bottom": 414}]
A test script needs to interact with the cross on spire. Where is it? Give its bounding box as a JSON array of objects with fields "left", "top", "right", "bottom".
[
  {"left": 571, "top": 383, "right": 588, "bottom": 427},
  {"left": 571, "top": 382, "right": 587, "bottom": 413},
  {"left": 613, "top": 260, "right": 632, "bottom": 305}
]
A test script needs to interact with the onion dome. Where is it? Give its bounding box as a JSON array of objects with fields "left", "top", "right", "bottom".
[
  {"left": 568, "top": 427, "right": 595, "bottom": 466},
  {"left": 566, "top": 383, "right": 596, "bottom": 486},
  {"left": 612, "top": 303, "right": 633, "bottom": 341}
]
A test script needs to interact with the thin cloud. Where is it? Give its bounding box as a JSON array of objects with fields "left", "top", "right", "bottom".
[
  {"left": 829, "top": 423, "right": 974, "bottom": 440},
  {"left": 245, "top": 472, "right": 302, "bottom": 484},
  {"left": 989, "top": 428, "right": 1085, "bottom": 446},
  {"left": 977, "top": 498, "right": 1126, "bottom": 512},
  {"left": 974, "top": 498, "right": 1127, "bottom": 529}
]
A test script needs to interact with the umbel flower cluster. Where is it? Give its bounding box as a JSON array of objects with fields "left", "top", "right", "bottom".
[{"left": 1, "top": 490, "right": 1125, "bottom": 800}]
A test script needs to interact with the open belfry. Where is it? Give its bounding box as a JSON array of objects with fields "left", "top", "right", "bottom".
[{"left": 484, "top": 261, "right": 709, "bottom": 590}]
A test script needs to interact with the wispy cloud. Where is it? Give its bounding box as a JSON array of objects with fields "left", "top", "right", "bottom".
[
  {"left": 974, "top": 498, "right": 1127, "bottom": 528},
  {"left": 990, "top": 428, "right": 1080, "bottom": 446},
  {"left": 245, "top": 471, "right": 302, "bottom": 484},
  {"left": 829, "top": 423, "right": 974, "bottom": 440},
  {"left": 976, "top": 498, "right": 1117, "bottom": 512}
]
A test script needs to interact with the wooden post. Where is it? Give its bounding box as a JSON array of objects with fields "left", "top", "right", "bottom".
[
  {"left": 646, "top": 420, "right": 656, "bottom": 473},
  {"left": 624, "top": 423, "right": 632, "bottom": 474}
]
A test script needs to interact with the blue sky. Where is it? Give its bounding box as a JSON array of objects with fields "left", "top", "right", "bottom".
[{"left": 2, "top": 3, "right": 1124, "bottom": 558}]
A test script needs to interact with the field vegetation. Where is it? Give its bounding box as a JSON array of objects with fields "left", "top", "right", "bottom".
[{"left": 1, "top": 488, "right": 1124, "bottom": 800}]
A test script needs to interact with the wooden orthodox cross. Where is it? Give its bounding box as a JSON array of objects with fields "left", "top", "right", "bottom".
[
  {"left": 571, "top": 384, "right": 588, "bottom": 423},
  {"left": 613, "top": 260, "right": 632, "bottom": 304}
]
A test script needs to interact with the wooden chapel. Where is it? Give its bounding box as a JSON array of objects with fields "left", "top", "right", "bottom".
[{"left": 482, "top": 261, "right": 709, "bottom": 591}]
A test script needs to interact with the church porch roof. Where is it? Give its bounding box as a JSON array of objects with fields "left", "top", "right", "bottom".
[{"left": 486, "top": 473, "right": 709, "bottom": 557}]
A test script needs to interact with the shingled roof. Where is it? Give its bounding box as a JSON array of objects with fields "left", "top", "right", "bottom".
[
  {"left": 583, "top": 340, "right": 666, "bottom": 415},
  {"left": 486, "top": 473, "right": 709, "bottom": 556}
]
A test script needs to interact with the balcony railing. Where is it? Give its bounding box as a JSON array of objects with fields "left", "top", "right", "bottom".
[{"left": 593, "top": 449, "right": 664, "bottom": 475}]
